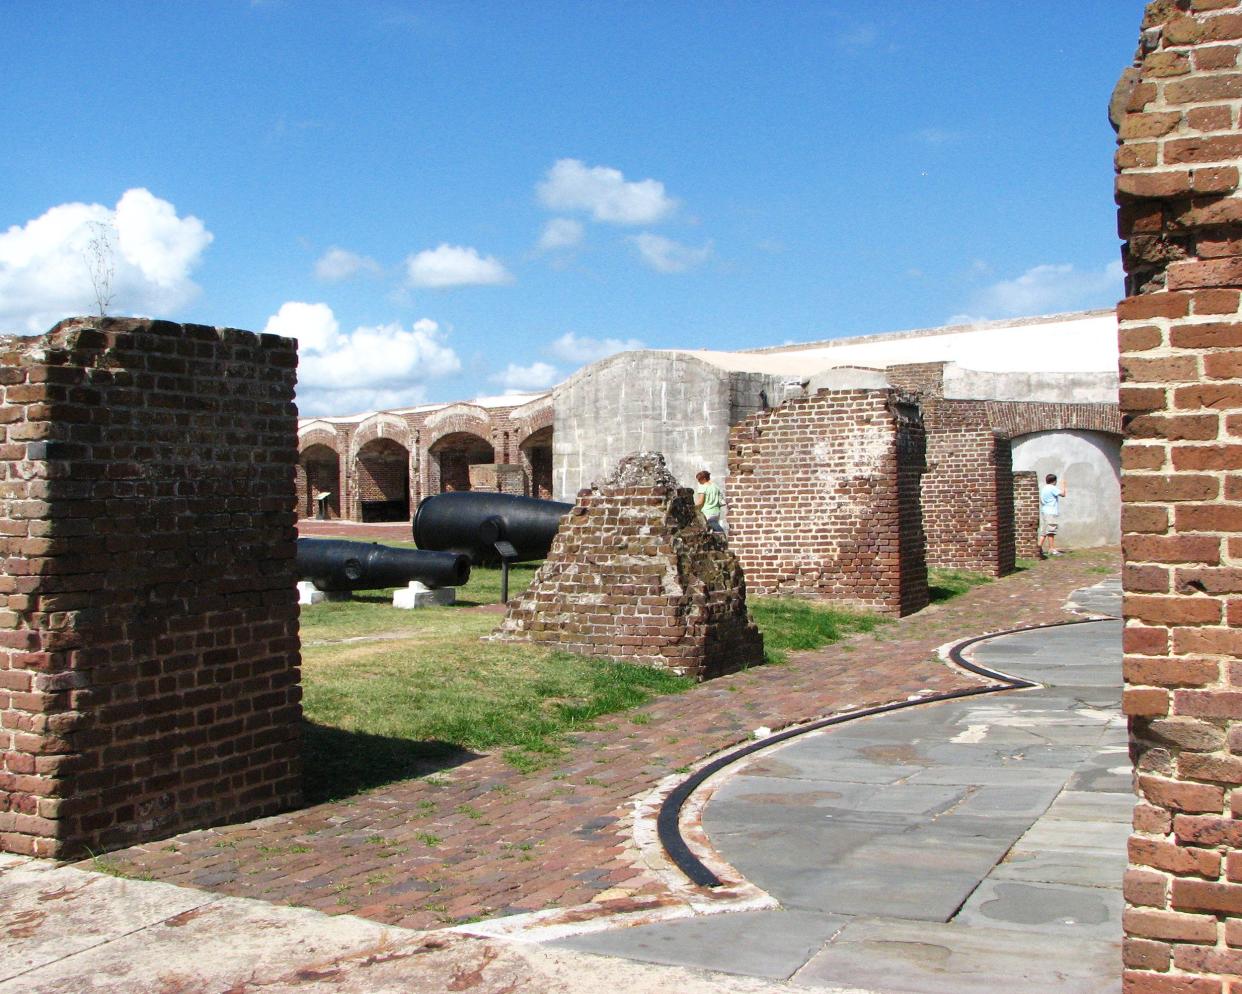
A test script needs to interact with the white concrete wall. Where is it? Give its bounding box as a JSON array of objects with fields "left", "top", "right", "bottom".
[{"left": 1010, "top": 430, "right": 1121, "bottom": 548}]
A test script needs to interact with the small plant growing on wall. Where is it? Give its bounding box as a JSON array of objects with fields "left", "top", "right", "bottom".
[{"left": 82, "top": 219, "right": 116, "bottom": 317}]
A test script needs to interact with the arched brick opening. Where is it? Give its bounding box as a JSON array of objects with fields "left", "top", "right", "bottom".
[
  {"left": 298, "top": 443, "right": 342, "bottom": 519},
  {"left": 1010, "top": 428, "right": 1121, "bottom": 548},
  {"left": 355, "top": 437, "right": 411, "bottom": 521},
  {"left": 518, "top": 425, "right": 554, "bottom": 498},
  {"left": 428, "top": 431, "right": 495, "bottom": 493}
]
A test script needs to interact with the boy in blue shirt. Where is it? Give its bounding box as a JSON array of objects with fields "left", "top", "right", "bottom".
[{"left": 1039, "top": 473, "right": 1067, "bottom": 558}]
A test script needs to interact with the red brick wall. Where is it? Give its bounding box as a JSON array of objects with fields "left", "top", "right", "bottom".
[
  {"left": 921, "top": 429, "right": 1016, "bottom": 576},
  {"left": 1115, "top": 4, "right": 1242, "bottom": 991},
  {"left": 0, "top": 317, "right": 301, "bottom": 858},
  {"left": 727, "top": 389, "right": 929, "bottom": 616},
  {"left": 1013, "top": 470, "right": 1042, "bottom": 560},
  {"left": 492, "top": 453, "right": 764, "bottom": 680}
]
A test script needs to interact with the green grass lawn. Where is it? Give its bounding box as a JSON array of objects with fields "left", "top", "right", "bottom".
[{"left": 297, "top": 553, "right": 889, "bottom": 802}]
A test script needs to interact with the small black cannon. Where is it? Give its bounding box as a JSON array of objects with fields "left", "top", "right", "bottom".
[
  {"left": 296, "top": 538, "right": 470, "bottom": 592},
  {"left": 412, "top": 491, "right": 573, "bottom": 565}
]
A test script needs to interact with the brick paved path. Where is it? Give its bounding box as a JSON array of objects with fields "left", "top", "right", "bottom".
[
  {"left": 91, "top": 551, "right": 1119, "bottom": 932},
  {"left": 298, "top": 519, "right": 412, "bottom": 541}
]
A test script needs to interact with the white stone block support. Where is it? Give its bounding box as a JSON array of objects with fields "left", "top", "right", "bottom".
[
  {"left": 393, "top": 581, "right": 456, "bottom": 609},
  {"left": 297, "top": 581, "right": 326, "bottom": 606}
]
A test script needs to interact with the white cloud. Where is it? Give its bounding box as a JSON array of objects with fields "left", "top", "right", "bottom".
[
  {"left": 314, "top": 246, "right": 382, "bottom": 282},
  {"left": 951, "top": 260, "right": 1124, "bottom": 322},
  {"left": 537, "top": 159, "right": 677, "bottom": 225},
  {"left": 264, "top": 302, "right": 462, "bottom": 416},
  {"left": 405, "top": 244, "right": 513, "bottom": 288},
  {"left": 537, "top": 217, "right": 584, "bottom": 252},
  {"left": 0, "top": 188, "right": 212, "bottom": 334},
  {"left": 489, "top": 361, "right": 560, "bottom": 392},
  {"left": 549, "top": 330, "right": 645, "bottom": 364},
  {"left": 262, "top": 301, "right": 340, "bottom": 352},
  {"left": 629, "top": 233, "right": 713, "bottom": 273}
]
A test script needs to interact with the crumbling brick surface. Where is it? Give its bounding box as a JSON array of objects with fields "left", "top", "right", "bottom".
[
  {"left": 1115, "top": 3, "right": 1242, "bottom": 991},
  {"left": 490, "top": 453, "right": 764, "bottom": 680},
  {"left": 0, "top": 317, "right": 302, "bottom": 858},
  {"left": 727, "top": 388, "right": 929, "bottom": 616}
]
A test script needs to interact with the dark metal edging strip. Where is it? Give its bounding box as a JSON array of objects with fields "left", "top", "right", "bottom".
[{"left": 656, "top": 616, "right": 1115, "bottom": 889}]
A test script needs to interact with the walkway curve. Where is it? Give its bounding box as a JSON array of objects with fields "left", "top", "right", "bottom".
[{"left": 657, "top": 617, "right": 1109, "bottom": 889}]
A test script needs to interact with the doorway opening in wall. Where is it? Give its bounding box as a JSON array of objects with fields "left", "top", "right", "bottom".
[
  {"left": 520, "top": 426, "right": 554, "bottom": 499},
  {"left": 356, "top": 437, "right": 411, "bottom": 522},
  {"left": 298, "top": 444, "right": 341, "bottom": 520},
  {"left": 431, "top": 432, "right": 495, "bottom": 493}
]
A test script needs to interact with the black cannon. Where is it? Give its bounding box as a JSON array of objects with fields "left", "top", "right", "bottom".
[
  {"left": 296, "top": 538, "right": 470, "bottom": 592},
  {"left": 412, "top": 491, "right": 573, "bottom": 565}
]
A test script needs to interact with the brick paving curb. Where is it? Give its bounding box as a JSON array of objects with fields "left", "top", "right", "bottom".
[{"left": 87, "top": 551, "right": 1119, "bottom": 932}]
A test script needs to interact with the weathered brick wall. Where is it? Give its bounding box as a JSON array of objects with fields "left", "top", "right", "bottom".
[
  {"left": 468, "top": 463, "right": 526, "bottom": 495},
  {"left": 727, "top": 389, "right": 929, "bottom": 616},
  {"left": 922, "top": 428, "right": 1016, "bottom": 576},
  {"left": 0, "top": 317, "right": 301, "bottom": 858},
  {"left": 491, "top": 453, "right": 764, "bottom": 680},
  {"left": 1013, "top": 470, "right": 1042, "bottom": 560},
  {"left": 1115, "top": 3, "right": 1242, "bottom": 990}
]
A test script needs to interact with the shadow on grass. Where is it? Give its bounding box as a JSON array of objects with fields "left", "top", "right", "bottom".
[
  {"left": 302, "top": 722, "right": 481, "bottom": 805},
  {"left": 927, "top": 568, "right": 993, "bottom": 605}
]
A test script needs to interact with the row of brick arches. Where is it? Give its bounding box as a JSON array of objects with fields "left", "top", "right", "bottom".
[{"left": 295, "top": 418, "right": 554, "bottom": 523}]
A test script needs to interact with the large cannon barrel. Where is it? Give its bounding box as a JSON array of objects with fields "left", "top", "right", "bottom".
[
  {"left": 297, "top": 538, "right": 470, "bottom": 592},
  {"left": 413, "top": 491, "right": 573, "bottom": 564}
]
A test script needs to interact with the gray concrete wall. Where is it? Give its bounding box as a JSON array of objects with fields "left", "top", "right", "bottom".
[
  {"left": 1010, "top": 429, "right": 1121, "bottom": 547},
  {"left": 551, "top": 351, "right": 783, "bottom": 499}
]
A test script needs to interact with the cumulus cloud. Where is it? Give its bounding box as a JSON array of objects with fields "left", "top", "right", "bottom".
[
  {"left": 537, "top": 159, "right": 677, "bottom": 226},
  {"left": 949, "top": 260, "right": 1125, "bottom": 323},
  {"left": 629, "top": 233, "right": 713, "bottom": 273},
  {"left": 314, "top": 246, "right": 382, "bottom": 282},
  {"left": 549, "top": 330, "right": 645, "bottom": 364},
  {"left": 489, "top": 361, "right": 560, "bottom": 392},
  {"left": 536, "top": 217, "right": 584, "bottom": 252},
  {"left": 264, "top": 302, "right": 462, "bottom": 416},
  {"left": 0, "top": 188, "right": 212, "bottom": 334},
  {"left": 405, "top": 244, "right": 513, "bottom": 288}
]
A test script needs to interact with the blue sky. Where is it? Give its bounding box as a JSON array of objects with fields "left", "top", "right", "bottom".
[{"left": 1, "top": 2, "right": 1139, "bottom": 416}]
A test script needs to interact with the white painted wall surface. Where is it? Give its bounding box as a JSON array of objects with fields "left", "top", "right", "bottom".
[{"left": 1010, "top": 430, "right": 1121, "bottom": 548}]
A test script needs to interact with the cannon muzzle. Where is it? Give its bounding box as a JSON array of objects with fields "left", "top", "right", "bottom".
[
  {"left": 297, "top": 538, "right": 470, "bottom": 592},
  {"left": 412, "top": 491, "right": 573, "bottom": 564}
]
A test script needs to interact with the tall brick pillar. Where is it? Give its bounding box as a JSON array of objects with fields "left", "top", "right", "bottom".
[
  {"left": 0, "top": 318, "right": 302, "bottom": 858},
  {"left": 1115, "top": 3, "right": 1242, "bottom": 989}
]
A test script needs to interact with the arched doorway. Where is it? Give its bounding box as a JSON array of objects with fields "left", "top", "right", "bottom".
[
  {"left": 519, "top": 426, "right": 554, "bottom": 499},
  {"left": 429, "top": 432, "right": 495, "bottom": 492},
  {"left": 1011, "top": 430, "right": 1121, "bottom": 547},
  {"left": 299, "top": 444, "right": 341, "bottom": 519},
  {"left": 356, "top": 437, "right": 411, "bottom": 521}
]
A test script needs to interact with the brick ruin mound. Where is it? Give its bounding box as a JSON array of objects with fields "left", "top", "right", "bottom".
[{"left": 489, "top": 451, "right": 764, "bottom": 680}]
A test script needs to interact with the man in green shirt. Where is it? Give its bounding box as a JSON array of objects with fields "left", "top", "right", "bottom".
[{"left": 694, "top": 470, "right": 725, "bottom": 533}]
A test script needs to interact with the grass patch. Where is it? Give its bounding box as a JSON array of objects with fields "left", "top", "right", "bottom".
[
  {"left": 299, "top": 577, "right": 693, "bottom": 801},
  {"left": 927, "top": 567, "right": 993, "bottom": 604},
  {"left": 299, "top": 545, "right": 884, "bottom": 802},
  {"left": 748, "top": 598, "right": 886, "bottom": 664}
]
